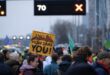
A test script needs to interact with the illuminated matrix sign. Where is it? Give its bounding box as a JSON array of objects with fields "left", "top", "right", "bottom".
[{"left": 34, "top": 0, "right": 86, "bottom": 15}]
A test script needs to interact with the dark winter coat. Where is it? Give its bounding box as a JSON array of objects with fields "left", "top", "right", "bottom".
[
  {"left": 0, "top": 62, "right": 12, "bottom": 75},
  {"left": 93, "top": 62, "right": 109, "bottom": 75},
  {"left": 65, "top": 63, "right": 97, "bottom": 75},
  {"left": 5, "top": 60, "right": 20, "bottom": 75},
  {"left": 59, "top": 61, "right": 71, "bottom": 75}
]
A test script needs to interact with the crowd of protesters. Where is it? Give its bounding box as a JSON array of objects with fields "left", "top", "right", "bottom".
[{"left": 0, "top": 46, "right": 110, "bottom": 75}]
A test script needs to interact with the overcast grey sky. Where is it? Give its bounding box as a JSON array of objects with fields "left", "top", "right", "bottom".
[
  {"left": 0, "top": 0, "right": 89, "bottom": 38},
  {"left": 0, "top": 0, "right": 75, "bottom": 38}
]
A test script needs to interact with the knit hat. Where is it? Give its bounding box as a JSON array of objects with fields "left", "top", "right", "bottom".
[{"left": 97, "top": 51, "right": 110, "bottom": 60}]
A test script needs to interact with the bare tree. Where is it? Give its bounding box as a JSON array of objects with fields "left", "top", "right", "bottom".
[{"left": 50, "top": 20, "right": 75, "bottom": 44}]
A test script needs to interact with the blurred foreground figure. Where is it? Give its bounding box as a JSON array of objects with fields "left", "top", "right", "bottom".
[
  {"left": 0, "top": 53, "right": 12, "bottom": 75},
  {"left": 5, "top": 52, "right": 20, "bottom": 75},
  {"left": 65, "top": 47, "right": 97, "bottom": 75},
  {"left": 93, "top": 51, "right": 110, "bottom": 75}
]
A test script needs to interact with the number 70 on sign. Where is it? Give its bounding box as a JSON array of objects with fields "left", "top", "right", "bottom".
[{"left": 37, "top": 4, "right": 47, "bottom": 11}]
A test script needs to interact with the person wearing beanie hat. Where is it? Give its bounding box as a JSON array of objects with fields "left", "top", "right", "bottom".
[
  {"left": 97, "top": 51, "right": 110, "bottom": 60},
  {"left": 93, "top": 51, "right": 110, "bottom": 75}
]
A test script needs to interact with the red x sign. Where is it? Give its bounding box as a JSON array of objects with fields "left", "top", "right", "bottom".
[{"left": 75, "top": 4, "right": 83, "bottom": 12}]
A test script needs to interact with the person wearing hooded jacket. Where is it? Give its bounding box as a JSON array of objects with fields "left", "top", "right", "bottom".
[{"left": 19, "top": 55, "right": 39, "bottom": 75}]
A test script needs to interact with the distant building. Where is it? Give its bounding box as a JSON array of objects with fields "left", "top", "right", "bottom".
[
  {"left": 88, "top": 0, "right": 107, "bottom": 33},
  {"left": 88, "top": 0, "right": 107, "bottom": 50},
  {"left": 106, "top": 0, "right": 110, "bottom": 29},
  {"left": 88, "top": 0, "right": 97, "bottom": 35},
  {"left": 97, "top": 0, "right": 107, "bottom": 29},
  {"left": 82, "top": 13, "right": 89, "bottom": 28},
  {"left": 82, "top": 0, "right": 89, "bottom": 28},
  {"left": 106, "top": 0, "right": 110, "bottom": 40}
]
